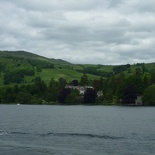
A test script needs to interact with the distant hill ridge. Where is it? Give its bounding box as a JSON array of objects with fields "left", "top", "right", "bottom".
[
  {"left": 1, "top": 50, "right": 155, "bottom": 66},
  {"left": 0, "top": 50, "right": 70, "bottom": 65},
  {"left": 1, "top": 50, "right": 155, "bottom": 76}
]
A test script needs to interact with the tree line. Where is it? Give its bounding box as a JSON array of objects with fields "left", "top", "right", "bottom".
[
  {"left": 0, "top": 67, "right": 155, "bottom": 106},
  {"left": 0, "top": 76, "right": 97, "bottom": 105}
]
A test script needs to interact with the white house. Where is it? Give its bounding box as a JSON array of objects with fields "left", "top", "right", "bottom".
[{"left": 65, "top": 85, "right": 103, "bottom": 96}]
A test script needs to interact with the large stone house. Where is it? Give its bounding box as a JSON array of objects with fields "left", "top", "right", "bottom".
[{"left": 65, "top": 85, "right": 103, "bottom": 96}]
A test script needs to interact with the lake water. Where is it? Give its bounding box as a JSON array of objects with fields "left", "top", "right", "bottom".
[{"left": 0, "top": 105, "right": 155, "bottom": 155}]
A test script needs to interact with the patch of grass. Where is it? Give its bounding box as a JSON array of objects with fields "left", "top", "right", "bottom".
[{"left": 36, "top": 68, "right": 101, "bottom": 84}]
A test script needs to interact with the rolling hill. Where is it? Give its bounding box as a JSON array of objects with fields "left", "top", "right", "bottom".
[
  {"left": 0, "top": 50, "right": 101, "bottom": 86},
  {"left": 0, "top": 50, "right": 155, "bottom": 87}
]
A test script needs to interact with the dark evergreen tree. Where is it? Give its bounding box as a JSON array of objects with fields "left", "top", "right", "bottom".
[
  {"left": 80, "top": 74, "right": 88, "bottom": 86},
  {"left": 83, "top": 88, "right": 97, "bottom": 104},
  {"left": 48, "top": 78, "right": 60, "bottom": 102},
  {"left": 58, "top": 88, "right": 71, "bottom": 103},
  {"left": 72, "top": 80, "right": 79, "bottom": 86},
  {"left": 122, "top": 85, "right": 137, "bottom": 104}
]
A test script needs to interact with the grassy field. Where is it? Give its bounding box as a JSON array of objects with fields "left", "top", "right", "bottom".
[{"left": 24, "top": 68, "right": 101, "bottom": 85}]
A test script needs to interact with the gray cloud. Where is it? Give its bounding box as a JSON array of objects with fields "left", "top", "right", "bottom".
[{"left": 0, "top": 0, "right": 155, "bottom": 65}]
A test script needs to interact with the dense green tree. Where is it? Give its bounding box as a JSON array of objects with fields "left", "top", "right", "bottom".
[
  {"left": 117, "top": 72, "right": 143, "bottom": 104},
  {"left": 33, "top": 77, "right": 47, "bottom": 95},
  {"left": 150, "top": 69, "right": 155, "bottom": 84},
  {"left": 114, "top": 73, "right": 126, "bottom": 97},
  {"left": 127, "top": 68, "right": 131, "bottom": 74},
  {"left": 3, "top": 67, "right": 34, "bottom": 85},
  {"left": 16, "top": 92, "right": 32, "bottom": 104},
  {"left": 3, "top": 87, "right": 16, "bottom": 103},
  {"left": 101, "top": 79, "right": 108, "bottom": 96},
  {"left": 143, "top": 72, "right": 151, "bottom": 88},
  {"left": 31, "top": 94, "right": 43, "bottom": 104},
  {"left": 143, "top": 85, "right": 155, "bottom": 106},
  {"left": 65, "top": 89, "right": 80, "bottom": 104},
  {"left": 108, "top": 76, "right": 117, "bottom": 95},
  {"left": 0, "top": 87, "right": 5, "bottom": 103},
  {"left": 0, "top": 63, "right": 5, "bottom": 71},
  {"left": 6, "top": 93, "right": 16, "bottom": 103},
  {"left": 104, "top": 88, "right": 113, "bottom": 103},
  {"left": 142, "top": 64, "right": 147, "bottom": 74},
  {"left": 135, "top": 67, "right": 142, "bottom": 77},
  {"left": 48, "top": 78, "right": 60, "bottom": 102},
  {"left": 13, "top": 85, "right": 19, "bottom": 94},
  {"left": 58, "top": 77, "right": 67, "bottom": 89},
  {"left": 80, "top": 74, "right": 89, "bottom": 86},
  {"left": 3, "top": 71, "right": 24, "bottom": 84}
]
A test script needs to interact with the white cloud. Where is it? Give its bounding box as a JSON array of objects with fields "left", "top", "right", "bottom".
[{"left": 0, "top": 0, "right": 155, "bottom": 65}]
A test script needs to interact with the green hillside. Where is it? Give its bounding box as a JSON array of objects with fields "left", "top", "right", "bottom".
[
  {"left": 0, "top": 50, "right": 155, "bottom": 87},
  {"left": 0, "top": 50, "right": 101, "bottom": 86}
]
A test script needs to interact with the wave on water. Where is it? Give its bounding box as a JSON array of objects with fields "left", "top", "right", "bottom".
[
  {"left": 0, "top": 130, "right": 123, "bottom": 140},
  {"left": 42, "top": 132, "right": 124, "bottom": 140}
]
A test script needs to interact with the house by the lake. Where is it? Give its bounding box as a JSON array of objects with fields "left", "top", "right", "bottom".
[{"left": 65, "top": 85, "right": 103, "bottom": 97}]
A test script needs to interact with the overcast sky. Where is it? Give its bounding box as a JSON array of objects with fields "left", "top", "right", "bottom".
[{"left": 0, "top": 0, "right": 155, "bottom": 65}]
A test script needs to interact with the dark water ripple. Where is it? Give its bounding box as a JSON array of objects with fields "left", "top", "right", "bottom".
[
  {"left": 0, "top": 130, "right": 124, "bottom": 140},
  {"left": 41, "top": 132, "right": 124, "bottom": 140}
]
